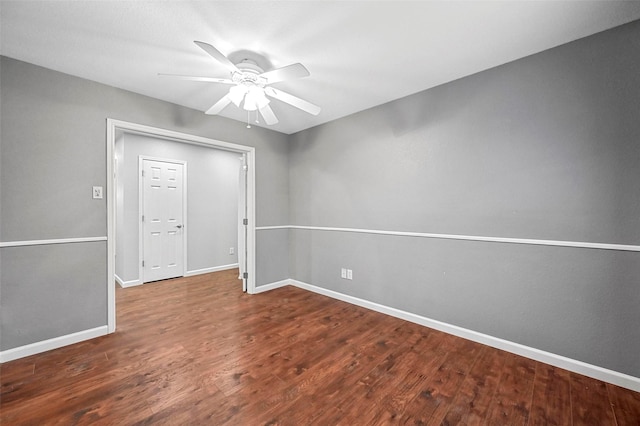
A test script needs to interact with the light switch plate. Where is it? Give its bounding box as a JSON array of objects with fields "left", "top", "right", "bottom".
[{"left": 93, "top": 186, "right": 103, "bottom": 199}]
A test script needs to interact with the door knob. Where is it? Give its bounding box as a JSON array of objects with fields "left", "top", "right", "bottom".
[{"left": 176, "top": 225, "right": 183, "bottom": 229}]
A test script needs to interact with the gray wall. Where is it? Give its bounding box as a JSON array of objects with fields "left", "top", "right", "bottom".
[
  {"left": 0, "top": 56, "right": 289, "bottom": 351},
  {"left": 115, "top": 132, "right": 241, "bottom": 283},
  {"left": 289, "top": 20, "right": 640, "bottom": 377},
  {"left": 1, "top": 243, "right": 107, "bottom": 348}
]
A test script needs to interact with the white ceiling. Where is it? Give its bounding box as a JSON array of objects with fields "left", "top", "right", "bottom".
[{"left": 2, "top": 1, "right": 640, "bottom": 134}]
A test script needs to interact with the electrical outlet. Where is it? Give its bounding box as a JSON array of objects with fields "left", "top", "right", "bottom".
[
  {"left": 347, "top": 269, "right": 353, "bottom": 280},
  {"left": 92, "top": 186, "right": 103, "bottom": 199},
  {"left": 229, "top": 247, "right": 235, "bottom": 255},
  {"left": 341, "top": 268, "right": 347, "bottom": 279}
]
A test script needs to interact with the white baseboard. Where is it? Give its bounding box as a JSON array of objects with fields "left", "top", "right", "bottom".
[
  {"left": 185, "top": 263, "right": 239, "bottom": 277},
  {"left": 0, "top": 326, "right": 109, "bottom": 363},
  {"left": 282, "top": 279, "right": 640, "bottom": 393},
  {"left": 252, "top": 279, "right": 290, "bottom": 294},
  {"left": 115, "top": 274, "right": 142, "bottom": 288},
  {"left": 116, "top": 264, "right": 239, "bottom": 288}
]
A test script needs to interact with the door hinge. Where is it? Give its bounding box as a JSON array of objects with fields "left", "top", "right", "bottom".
[
  {"left": 243, "top": 218, "right": 248, "bottom": 225},
  {"left": 243, "top": 272, "right": 248, "bottom": 280},
  {"left": 142, "top": 215, "right": 145, "bottom": 222},
  {"left": 142, "top": 170, "right": 145, "bottom": 177},
  {"left": 142, "top": 260, "right": 145, "bottom": 267}
]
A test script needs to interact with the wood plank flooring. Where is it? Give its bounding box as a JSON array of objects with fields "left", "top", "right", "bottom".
[{"left": 2, "top": 269, "right": 639, "bottom": 425}]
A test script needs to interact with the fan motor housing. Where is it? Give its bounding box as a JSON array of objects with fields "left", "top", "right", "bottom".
[{"left": 231, "top": 60, "right": 266, "bottom": 87}]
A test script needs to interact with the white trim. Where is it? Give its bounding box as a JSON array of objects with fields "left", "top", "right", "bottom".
[
  {"left": 253, "top": 279, "right": 290, "bottom": 294},
  {"left": 279, "top": 279, "right": 640, "bottom": 393},
  {"left": 114, "top": 274, "right": 142, "bottom": 288},
  {"left": 238, "top": 153, "right": 248, "bottom": 292},
  {"left": 0, "top": 236, "right": 107, "bottom": 248},
  {"left": 0, "top": 326, "right": 109, "bottom": 363},
  {"left": 107, "top": 120, "right": 116, "bottom": 333},
  {"left": 107, "top": 119, "right": 257, "bottom": 335},
  {"left": 116, "top": 265, "right": 239, "bottom": 286},
  {"left": 245, "top": 148, "right": 256, "bottom": 295},
  {"left": 111, "top": 119, "right": 257, "bottom": 153},
  {"left": 256, "top": 225, "right": 640, "bottom": 253},
  {"left": 185, "top": 263, "right": 239, "bottom": 277}
]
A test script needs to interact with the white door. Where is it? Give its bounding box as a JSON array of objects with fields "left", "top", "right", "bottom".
[{"left": 142, "top": 159, "right": 185, "bottom": 283}]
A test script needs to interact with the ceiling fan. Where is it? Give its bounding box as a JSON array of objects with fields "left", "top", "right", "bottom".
[{"left": 160, "top": 41, "right": 321, "bottom": 126}]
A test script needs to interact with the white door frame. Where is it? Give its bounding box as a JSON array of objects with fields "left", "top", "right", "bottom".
[
  {"left": 106, "top": 119, "right": 256, "bottom": 333},
  {"left": 139, "top": 156, "right": 188, "bottom": 284}
]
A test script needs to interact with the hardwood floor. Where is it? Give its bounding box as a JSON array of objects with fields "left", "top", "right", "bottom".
[{"left": 2, "top": 269, "right": 639, "bottom": 425}]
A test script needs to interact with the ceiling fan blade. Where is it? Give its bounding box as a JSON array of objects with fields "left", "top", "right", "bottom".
[
  {"left": 205, "top": 95, "right": 232, "bottom": 115},
  {"left": 158, "top": 73, "right": 234, "bottom": 84},
  {"left": 259, "top": 104, "right": 279, "bottom": 125},
  {"left": 260, "top": 63, "right": 310, "bottom": 84},
  {"left": 194, "top": 41, "right": 239, "bottom": 73},
  {"left": 264, "top": 87, "right": 321, "bottom": 116}
]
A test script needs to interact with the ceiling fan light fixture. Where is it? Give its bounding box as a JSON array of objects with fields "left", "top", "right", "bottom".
[
  {"left": 243, "top": 87, "right": 259, "bottom": 111},
  {"left": 228, "top": 85, "right": 248, "bottom": 107},
  {"left": 256, "top": 91, "right": 270, "bottom": 109},
  {"left": 247, "top": 86, "right": 270, "bottom": 110}
]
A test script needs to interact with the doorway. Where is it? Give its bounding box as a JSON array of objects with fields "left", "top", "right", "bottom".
[{"left": 106, "top": 119, "right": 256, "bottom": 333}]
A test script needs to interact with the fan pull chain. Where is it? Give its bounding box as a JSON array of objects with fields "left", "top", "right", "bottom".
[{"left": 246, "top": 111, "right": 251, "bottom": 129}]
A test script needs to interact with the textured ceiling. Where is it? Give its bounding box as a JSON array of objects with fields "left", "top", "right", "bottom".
[{"left": 2, "top": 1, "right": 640, "bottom": 134}]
